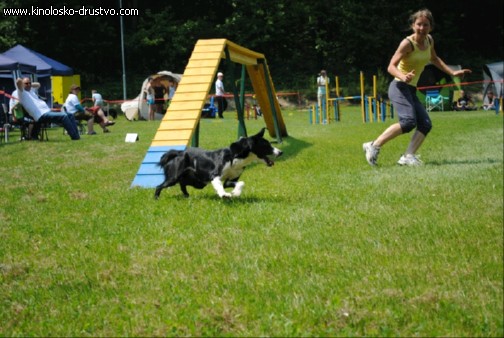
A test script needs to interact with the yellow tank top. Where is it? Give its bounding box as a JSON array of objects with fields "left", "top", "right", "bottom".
[{"left": 395, "top": 37, "right": 431, "bottom": 87}]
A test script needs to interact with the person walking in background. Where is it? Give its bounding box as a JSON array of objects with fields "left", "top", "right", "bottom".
[
  {"left": 91, "top": 89, "right": 104, "bottom": 108},
  {"left": 215, "top": 72, "right": 227, "bottom": 118},
  {"left": 317, "top": 70, "right": 329, "bottom": 110},
  {"left": 363, "top": 8, "right": 471, "bottom": 166}
]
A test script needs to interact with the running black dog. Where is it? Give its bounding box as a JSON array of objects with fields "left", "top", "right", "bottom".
[{"left": 154, "top": 128, "right": 282, "bottom": 199}]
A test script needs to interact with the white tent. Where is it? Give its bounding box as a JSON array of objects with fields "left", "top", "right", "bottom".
[
  {"left": 483, "top": 61, "right": 503, "bottom": 104},
  {"left": 121, "top": 70, "right": 182, "bottom": 121}
]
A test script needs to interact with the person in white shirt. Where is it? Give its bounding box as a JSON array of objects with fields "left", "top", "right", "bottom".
[
  {"left": 91, "top": 89, "right": 104, "bottom": 107},
  {"left": 215, "top": 72, "right": 227, "bottom": 118},
  {"left": 14, "top": 77, "right": 80, "bottom": 140},
  {"left": 317, "top": 70, "right": 329, "bottom": 110},
  {"left": 9, "top": 82, "right": 42, "bottom": 139}
]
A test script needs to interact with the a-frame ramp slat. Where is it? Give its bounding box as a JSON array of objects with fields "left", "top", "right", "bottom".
[{"left": 131, "top": 145, "right": 186, "bottom": 188}]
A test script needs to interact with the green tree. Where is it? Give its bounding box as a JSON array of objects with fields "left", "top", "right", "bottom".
[
  {"left": 0, "top": 0, "right": 29, "bottom": 50},
  {"left": 1, "top": 0, "right": 501, "bottom": 97}
]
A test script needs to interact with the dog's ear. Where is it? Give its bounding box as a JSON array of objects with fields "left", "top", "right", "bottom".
[{"left": 253, "top": 128, "right": 266, "bottom": 138}]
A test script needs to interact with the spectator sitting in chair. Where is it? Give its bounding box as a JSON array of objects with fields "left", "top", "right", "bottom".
[
  {"left": 13, "top": 77, "right": 80, "bottom": 140},
  {"left": 64, "top": 84, "right": 114, "bottom": 135},
  {"left": 90, "top": 88, "right": 115, "bottom": 129},
  {"left": 9, "top": 81, "right": 43, "bottom": 139},
  {"left": 85, "top": 105, "right": 115, "bottom": 133},
  {"left": 454, "top": 90, "right": 477, "bottom": 111},
  {"left": 482, "top": 90, "right": 496, "bottom": 111},
  {"left": 91, "top": 89, "right": 117, "bottom": 119}
]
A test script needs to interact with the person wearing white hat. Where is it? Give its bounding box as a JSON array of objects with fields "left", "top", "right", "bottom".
[{"left": 215, "top": 72, "right": 227, "bottom": 118}]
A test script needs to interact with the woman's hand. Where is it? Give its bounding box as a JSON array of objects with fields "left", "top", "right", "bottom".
[
  {"left": 453, "top": 69, "right": 472, "bottom": 78},
  {"left": 403, "top": 70, "right": 415, "bottom": 83}
]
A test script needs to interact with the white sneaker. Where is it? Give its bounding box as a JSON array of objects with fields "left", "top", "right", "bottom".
[
  {"left": 363, "top": 141, "right": 380, "bottom": 166},
  {"left": 397, "top": 154, "right": 423, "bottom": 166}
]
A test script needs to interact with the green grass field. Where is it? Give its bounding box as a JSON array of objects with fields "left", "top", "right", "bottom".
[{"left": 1, "top": 106, "right": 502, "bottom": 336}]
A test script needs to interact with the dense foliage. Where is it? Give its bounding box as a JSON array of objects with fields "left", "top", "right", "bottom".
[{"left": 1, "top": 0, "right": 502, "bottom": 98}]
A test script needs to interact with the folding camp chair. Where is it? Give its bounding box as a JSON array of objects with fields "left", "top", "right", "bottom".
[
  {"left": 11, "top": 105, "right": 34, "bottom": 140},
  {"left": 201, "top": 96, "right": 217, "bottom": 118},
  {"left": 62, "top": 106, "right": 86, "bottom": 135},
  {"left": 425, "top": 90, "right": 448, "bottom": 112},
  {"left": 11, "top": 105, "right": 48, "bottom": 141},
  {"left": 0, "top": 103, "right": 8, "bottom": 143}
]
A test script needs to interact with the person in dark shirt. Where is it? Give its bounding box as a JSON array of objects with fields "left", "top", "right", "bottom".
[{"left": 454, "top": 90, "right": 476, "bottom": 111}]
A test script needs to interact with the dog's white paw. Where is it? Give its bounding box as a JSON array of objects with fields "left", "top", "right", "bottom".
[
  {"left": 212, "top": 177, "right": 230, "bottom": 198},
  {"left": 220, "top": 192, "right": 232, "bottom": 198},
  {"left": 231, "top": 181, "right": 245, "bottom": 197}
]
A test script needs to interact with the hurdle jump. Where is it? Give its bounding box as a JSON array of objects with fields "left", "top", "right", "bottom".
[{"left": 310, "top": 71, "right": 394, "bottom": 124}]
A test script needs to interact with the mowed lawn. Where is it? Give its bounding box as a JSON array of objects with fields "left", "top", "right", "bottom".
[{"left": 1, "top": 106, "right": 502, "bottom": 336}]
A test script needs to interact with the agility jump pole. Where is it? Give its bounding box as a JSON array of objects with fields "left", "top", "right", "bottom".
[
  {"left": 313, "top": 71, "right": 366, "bottom": 124},
  {"left": 325, "top": 77, "right": 330, "bottom": 124},
  {"left": 360, "top": 71, "right": 365, "bottom": 122},
  {"left": 329, "top": 71, "right": 366, "bottom": 123},
  {"left": 373, "top": 75, "right": 379, "bottom": 121},
  {"left": 364, "top": 72, "right": 395, "bottom": 122},
  {"left": 310, "top": 71, "right": 394, "bottom": 124}
]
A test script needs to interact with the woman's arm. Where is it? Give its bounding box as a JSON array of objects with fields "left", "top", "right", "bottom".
[{"left": 387, "top": 39, "right": 416, "bottom": 83}]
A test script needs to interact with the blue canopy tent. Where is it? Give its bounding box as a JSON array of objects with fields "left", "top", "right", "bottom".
[
  {"left": 0, "top": 54, "right": 37, "bottom": 73},
  {"left": 2, "top": 44, "right": 74, "bottom": 106},
  {"left": 0, "top": 54, "right": 18, "bottom": 71},
  {"left": 3, "top": 44, "right": 73, "bottom": 76}
]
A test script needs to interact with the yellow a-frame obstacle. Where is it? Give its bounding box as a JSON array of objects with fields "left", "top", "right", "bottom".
[{"left": 131, "top": 39, "right": 287, "bottom": 188}]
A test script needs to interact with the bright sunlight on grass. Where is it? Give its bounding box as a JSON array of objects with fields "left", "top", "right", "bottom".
[{"left": 1, "top": 107, "right": 502, "bottom": 336}]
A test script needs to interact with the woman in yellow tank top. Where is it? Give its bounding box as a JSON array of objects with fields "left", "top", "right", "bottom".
[{"left": 363, "top": 9, "right": 472, "bottom": 166}]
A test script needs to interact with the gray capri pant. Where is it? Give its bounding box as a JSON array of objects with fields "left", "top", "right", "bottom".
[{"left": 388, "top": 80, "right": 432, "bottom": 135}]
